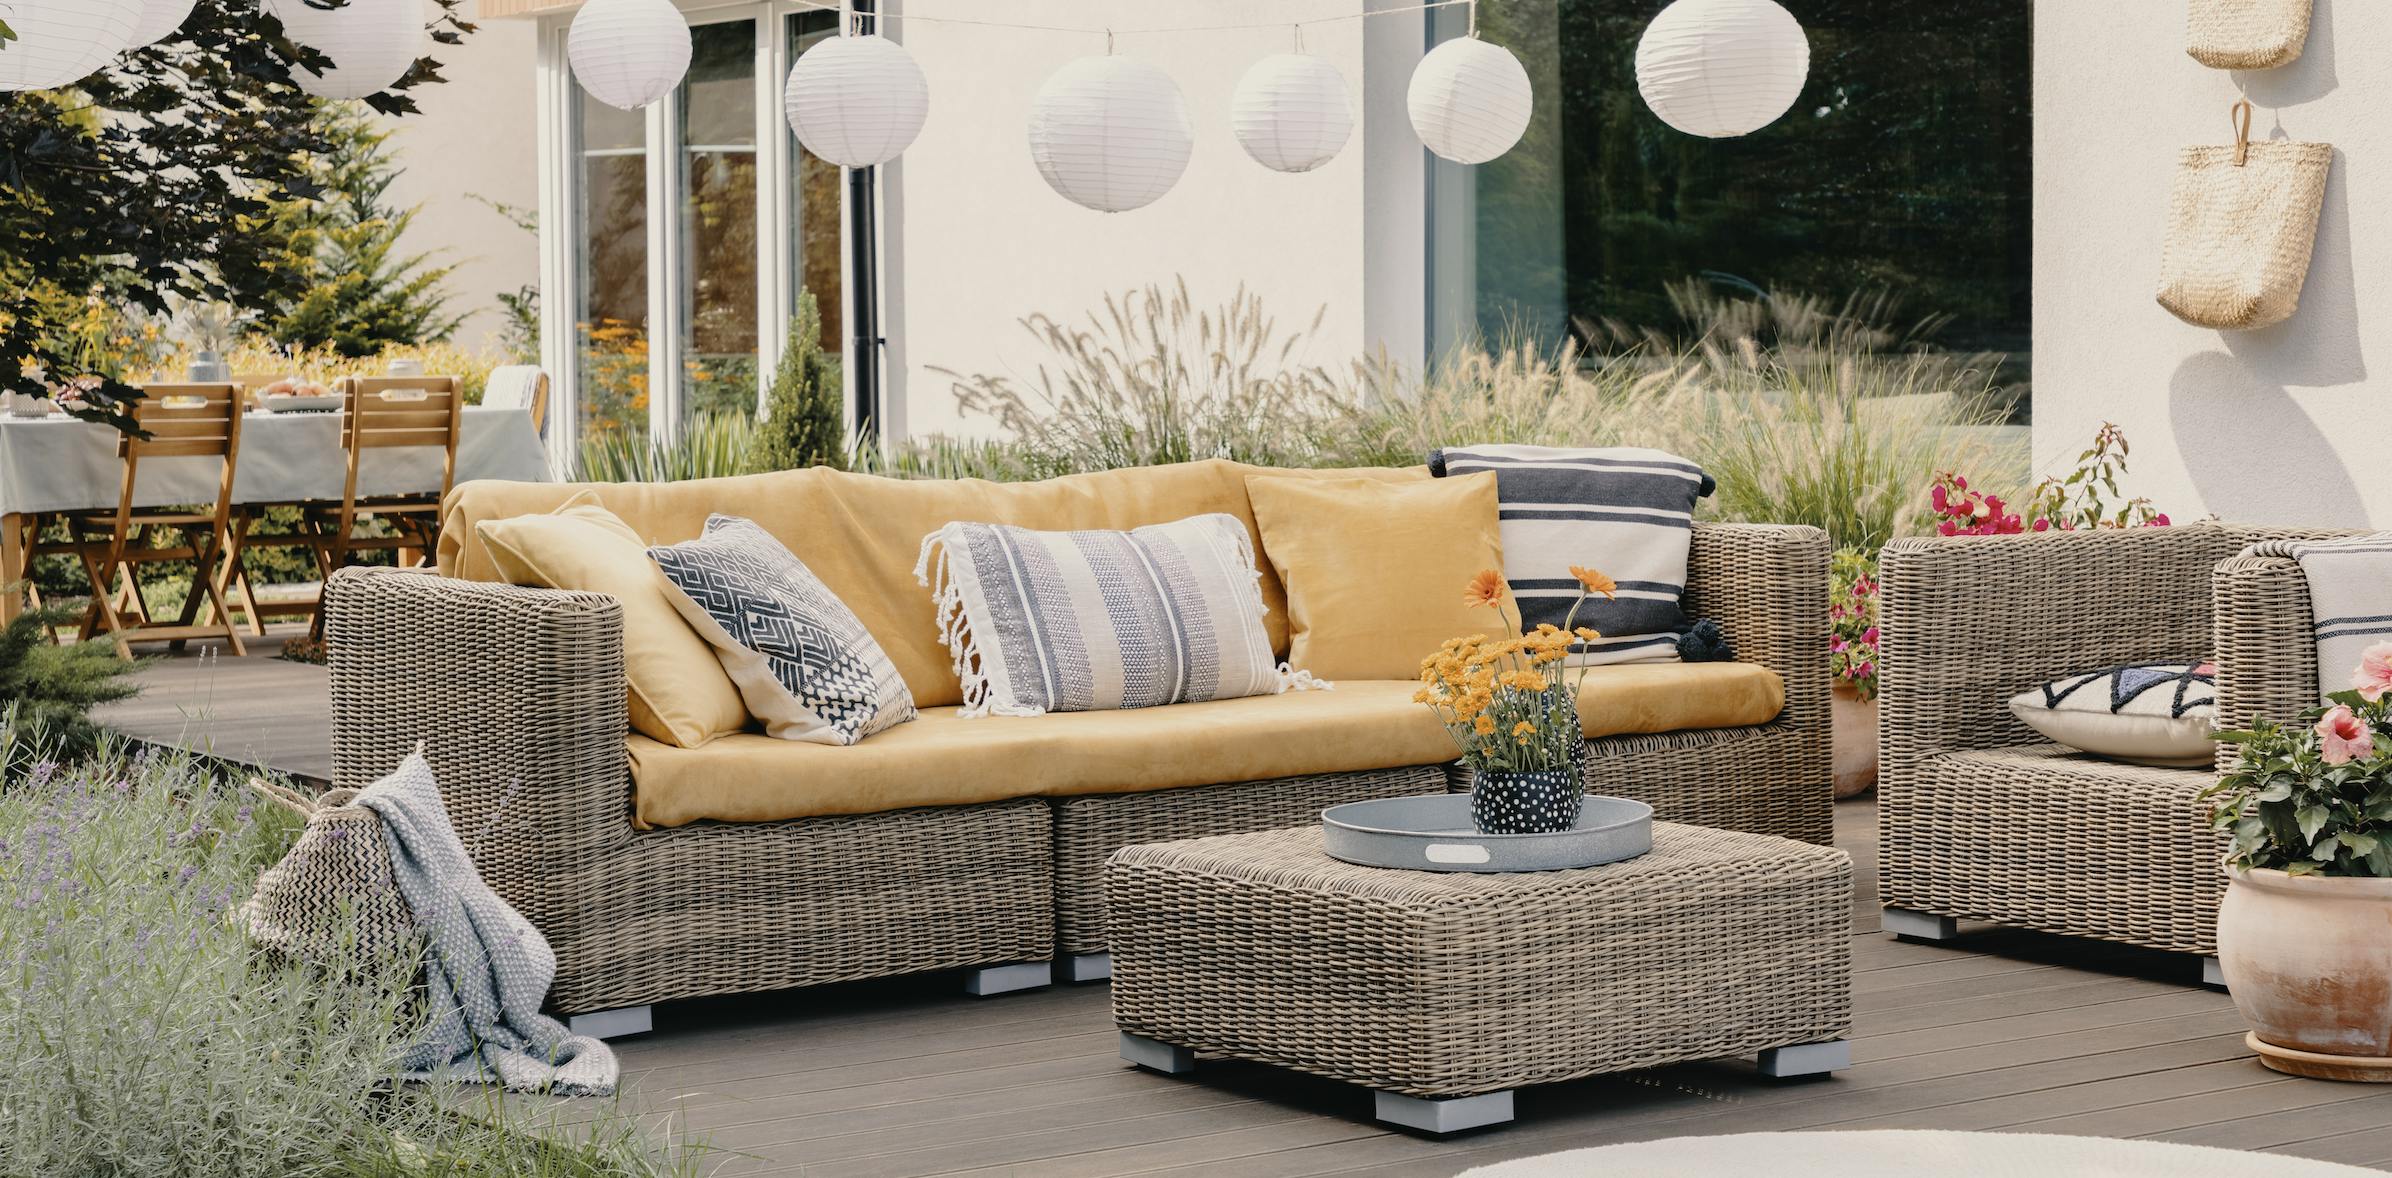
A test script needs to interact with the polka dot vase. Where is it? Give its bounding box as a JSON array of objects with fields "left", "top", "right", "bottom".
[{"left": 1471, "top": 768, "right": 1583, "bottom": 835}]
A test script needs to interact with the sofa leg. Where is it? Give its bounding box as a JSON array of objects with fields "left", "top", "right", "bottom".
[
  {"left": 1059, "top": 952, "right": 1112, "bottom": 983},
  {"left": 1374, "top": 1089, "right": 1515, "bottom": 1134},
  {"left": 963, "top": 961, "right": 1054, "bottom": 996},
  {"left": 567, "top": 1005, "right": 653, "bottom": 1041},
  {"left": 1120, "top": 1032, "right": 1195, "bottom": 1075},
  {"left": 2202, "top": 956, "right": 2226, "bottom": 989},
  {"left": 1883, "top": 907, "right": 1960, "bottom": 941},
  {"left": 1758, "top": 1038, "right": 1850, "bottom": 1078}
]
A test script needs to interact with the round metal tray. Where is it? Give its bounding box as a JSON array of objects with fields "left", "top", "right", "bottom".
[{"left": 1320, "top": 793, "right": 1654, "bottom": 873}]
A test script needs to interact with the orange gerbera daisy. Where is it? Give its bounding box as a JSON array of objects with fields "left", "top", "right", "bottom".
[
  {"left": 1569, "top": 565, "right": 1618, "bottom": 599},
  {"left": 1464, "top": 568, "right": 1507, "bottom": 610}
]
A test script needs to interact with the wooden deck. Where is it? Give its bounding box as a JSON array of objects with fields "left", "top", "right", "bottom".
[{"left": 102, "top": 647, "right": 2392, "bottom": 1176}]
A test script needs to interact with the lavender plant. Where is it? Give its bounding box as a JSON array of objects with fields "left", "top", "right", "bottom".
[{"left": 0, "top": 719, "right": 700, "bottom": 1177}]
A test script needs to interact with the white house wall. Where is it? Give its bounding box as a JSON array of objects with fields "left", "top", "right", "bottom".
[
  {"left": 2035, "top": 0, "right": 2386, "bottom": 527},
  {"left": 885, "top": 0, "right": 1404, "bottom": 442}
]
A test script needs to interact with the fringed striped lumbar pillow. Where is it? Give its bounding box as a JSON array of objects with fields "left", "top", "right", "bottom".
[
  {"left": 1429, "top": 444, "right": 1715, "bottom": 666},
  {"left": 915, "top": 512, "right": 1306, "bottom": 718}
]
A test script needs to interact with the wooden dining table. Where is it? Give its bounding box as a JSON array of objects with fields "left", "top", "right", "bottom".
[{"left": 0, "top": 405, "right": 553, "bottom": 623}]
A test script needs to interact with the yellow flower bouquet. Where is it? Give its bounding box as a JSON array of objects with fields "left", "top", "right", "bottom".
[{"left": 1416, "top": 566, "right": 1616, "bottom": 833}]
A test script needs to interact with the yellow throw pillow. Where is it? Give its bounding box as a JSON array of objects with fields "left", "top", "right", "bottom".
[
  {"left": 1244, "top": 471, "right": 1513, "bottom": 681},
  {"left": 475, "top": 492, "right": 750, "bottom": 748}
]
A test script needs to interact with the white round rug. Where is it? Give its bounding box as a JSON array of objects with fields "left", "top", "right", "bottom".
[{"left": 1456, "top": 1131, "right": 2381, "bottom": 1177}]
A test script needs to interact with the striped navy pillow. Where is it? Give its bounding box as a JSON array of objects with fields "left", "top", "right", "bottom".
[{"left": 1429, "top": 444, "right": 1715, "bottom": 666}]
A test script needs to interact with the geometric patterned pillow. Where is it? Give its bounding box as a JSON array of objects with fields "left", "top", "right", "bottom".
[
  {"left": 2006, "top": 661, "right": 2217, "bottom": 767},
  {"left": 648, "top": 515, "right": 915, "bottom": 745}
]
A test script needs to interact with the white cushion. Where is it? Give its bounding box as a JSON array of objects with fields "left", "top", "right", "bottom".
[{"left": 2006, "top": 662, "right": 2216, "bottom": 767}]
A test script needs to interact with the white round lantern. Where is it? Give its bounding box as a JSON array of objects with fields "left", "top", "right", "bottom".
[
  {"left": 784, "top": 34, "right": 929, "bottom": 168},
  {"left": 1230, "top": 54, "right": 1354, "bottom": 174},
  {"left": 1634, "top": 0, "right": 1810, "bottom": 139},
  {"left": 264, "top": 0, "right": 424, "bottom": 101},
  {"left": 569, "top": 0, "right": 692, "bottom": 112},
  {"left": 0, "top": 0, "right": 142, "bottom": 91},
  {"left": 127, "top": 0, "right": 201, "bottom": 51},
  {"left": 1026, "top": 55, "right": 1194, "bottom": 213},
  {"left": 1406, "top": 36, "right": 1533, "bottom": 165}
]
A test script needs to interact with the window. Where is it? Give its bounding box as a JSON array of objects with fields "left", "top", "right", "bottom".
[
  {"left": 576, "top": 87, "right": 650, "bottom": 444},
  {"left": 679, "top": 18, "right": 761, "bottom": 426},
  {"left": 789, "top": 10, "right": 842, "bottom": 349},
  {"left": 1435, "top": 1, "right": 2031, "bottom": 378}
]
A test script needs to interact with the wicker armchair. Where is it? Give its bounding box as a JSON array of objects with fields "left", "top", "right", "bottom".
[{"left": 1877, "top": 523, "right": 2331, "bottom": 962}]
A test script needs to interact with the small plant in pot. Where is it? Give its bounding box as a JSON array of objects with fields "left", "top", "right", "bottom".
[
  {"left": 2206, "top": 644, "right": 2392, "bottom": 1081},
  {"left": 1827, "top": 547, "right": 1881, "bottom": 799},
  {"left": 1416, "top": 566, "right": 1614, "bottom": 835}
]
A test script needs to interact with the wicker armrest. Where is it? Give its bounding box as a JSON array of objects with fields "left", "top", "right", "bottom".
[
  {"left": 2213, "top": 548, "right": 2333, "bottom": 755},
  {"left": 1684, "top": 522, "right": 1830, "bottom": 734},
  {"left": 323, "top": 566, "right": 631, "bottom": 942}
]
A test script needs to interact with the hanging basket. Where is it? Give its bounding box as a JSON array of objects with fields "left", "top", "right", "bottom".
[
  {"left": 2187, "top": 0, "right": 2312, "bottom": 70},
  {"left": 2156, "top": 100, "right": 2331, "bottom": 331}
]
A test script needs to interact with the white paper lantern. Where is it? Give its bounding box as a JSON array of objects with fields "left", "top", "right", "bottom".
[
  {"left": 264, "top": 0, "right": 424, "bottom": 101},
  {"left": 569, "top": 0, "right": 692, "bottom": 112},
  {"left": 1027, "top": 55, "right": 1193, "bottom": 213},
  {"left": 128, "top": 0, "right": 201, "bottom": 51},
  {"left": 1230, "top": 54, "right": 1354, "bottom": 174},
  {"left": 0, "top": 0, "right": 142, "bottom": 91},
  {"left": 1406, "top": 36, "right": 1532, "bottom": 165},
  {"left": 784, "top": 34, "right": 929, "bottom": 168},
  {"left": 1634, "top": 0, "right": 1810, "bottom": 139}
]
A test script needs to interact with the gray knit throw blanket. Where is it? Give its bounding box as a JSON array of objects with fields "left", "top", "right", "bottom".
[{"left": 355, "top": 751, "right": 618, "bottom": 1096}]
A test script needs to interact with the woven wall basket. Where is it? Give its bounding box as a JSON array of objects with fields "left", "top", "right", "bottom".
[
  {"left": 2156, "top": 107, "right": 2331, "bottom": 331},
  {"left": 2187, "top": 0, "right": 2311, "bottom": 70}
]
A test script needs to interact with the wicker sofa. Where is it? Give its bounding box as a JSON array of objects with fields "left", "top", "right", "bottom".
[
  {"left": 323, "top": 459, "right": 1830, "bottom": 1031},
  {"left": 1877, "top": 523, "right": 2334, "bottom": 970}
]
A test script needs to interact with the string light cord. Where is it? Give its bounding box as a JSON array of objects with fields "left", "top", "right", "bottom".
[{"left": 799, "top": 0, "right": 1480, "bottom": 40}]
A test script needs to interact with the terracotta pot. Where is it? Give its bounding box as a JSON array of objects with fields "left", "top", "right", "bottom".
[
  {"left": 2219, "top": 866, "right": 2392, "bottom": 1081},
  {"left": 1831, "top": 684, "right": 1879, "bottom": 800}
]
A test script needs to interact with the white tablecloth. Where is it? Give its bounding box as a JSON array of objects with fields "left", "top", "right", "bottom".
[{"left": 0, "top": 407, "right": 552, "bottom": 515}]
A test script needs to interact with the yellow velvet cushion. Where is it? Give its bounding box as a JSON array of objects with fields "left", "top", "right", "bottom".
[
  {"left": 439, "top": 460, "right": 1431, "bottom": 707},
  {"left": 622, "top": 664, "right": 1786, "bottom": 828},
  {"left": 474, "top": 493, "right": 749, "bottom": 749},
  {"left": 1245, "top": 471, "right": 1512, "bottom": 681}
]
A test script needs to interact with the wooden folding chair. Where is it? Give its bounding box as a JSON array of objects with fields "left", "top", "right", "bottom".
[
  {"left": 304, "top": 375, "right": 464, "bottom": 638},
  {"left": 63, "top": 383, "right": 248, "bottom": 660}
]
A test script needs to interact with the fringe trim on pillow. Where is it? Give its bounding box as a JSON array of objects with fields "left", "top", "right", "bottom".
[
  {"left": 1277, "top": 663, "right": 1335, "bottom": 693},
  {"left": 915, "top": 530, "right": 1045, "bottom": 720}
]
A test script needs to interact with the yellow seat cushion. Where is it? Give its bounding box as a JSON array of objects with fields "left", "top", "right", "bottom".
[
  {"left": 474, "top": 493, "right": 749, "bottom": 749},
  {"left": 625, "top": 664, "right": 1785, "bottom": 827},
  {"left": 439, "top": 460, "right": 1429, "bottom": 709},
  {"left": 1245, "top": 471, "right": 1513, "bottom": 682}
]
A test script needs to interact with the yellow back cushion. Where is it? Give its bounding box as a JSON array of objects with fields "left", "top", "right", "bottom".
[
  {"left": 1245, "top": 471, "right": 1512, "bottom": 681},
  {"left": 441, "top": 460, "right": 1430, "bottom": 708},
  {"left": 474, "top": 494, "right": 750, "bottom": 748}
]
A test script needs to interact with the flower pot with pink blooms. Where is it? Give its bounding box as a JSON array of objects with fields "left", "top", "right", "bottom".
[
  {"left": 2206, "top": 642, "right": 2392, "bottom": 1081},
  {"left": 1828, "top": 548, "right": 1881, "bottom": 798}
]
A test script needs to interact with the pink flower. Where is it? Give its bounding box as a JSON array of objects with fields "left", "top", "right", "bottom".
[
  {"left": 2353, "top": 643, "right": 2392, "bottom": 702},
  {"left": 1860, "top": 626, "right": 1879, "bottom": 648},
  {"left": 2317, "top": 705, "right": 2374, "bottom": 765}
]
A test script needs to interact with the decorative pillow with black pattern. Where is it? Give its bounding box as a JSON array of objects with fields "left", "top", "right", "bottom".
[
  {"left": 2006, "top": 662, "right": 2217, "bottom": 767},
  {"left": 649, "top": 515, "right": 915, "bottom": 746}
]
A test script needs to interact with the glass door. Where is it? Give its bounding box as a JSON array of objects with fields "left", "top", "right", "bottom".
[{"left": 677, "top": 17, "right": 762, "bottom": 427}]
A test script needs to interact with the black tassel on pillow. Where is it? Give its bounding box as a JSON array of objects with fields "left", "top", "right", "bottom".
[{"left": 1678, "top": 619, "right": 1735, "bottom": 663}]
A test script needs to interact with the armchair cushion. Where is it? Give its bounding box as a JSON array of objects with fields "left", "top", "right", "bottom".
[
  {"left": 626, "top": 664, "right": 1786, "bottom": 826},
  {"left": 474, "top": 493, "right": 749, "bottom": 749}
]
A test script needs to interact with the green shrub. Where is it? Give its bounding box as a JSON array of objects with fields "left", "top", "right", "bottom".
[
  {"left": 578, "top": 411, "right": 762, "bottom": 484},
  {"left": 0, "top": 598, "right": 141, "bottom": 761},
  {"left": 0, "top": 730, "right": 700, "bottom": 1177},
  {"left": 755, "top": 291, "right": 847, "bottom": 473}
]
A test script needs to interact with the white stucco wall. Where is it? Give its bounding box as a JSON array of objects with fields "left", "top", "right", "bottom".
[
  {"left": 883, "top": 0, "right": 1421, "bottom": 441},
  {"left": 376, "top": 5, "right": 541, "bottom": 352},
  {"left": 2036, "top": 0, "right": 2382, "bottom": 528}
]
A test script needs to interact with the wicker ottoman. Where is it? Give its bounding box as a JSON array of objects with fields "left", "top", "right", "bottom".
[{"left": 1106, "top": 822, "right": 1854, "bottom": 1132}]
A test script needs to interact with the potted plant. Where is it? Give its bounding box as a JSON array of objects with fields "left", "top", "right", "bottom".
[
  {"left": 2206, "top": 645, "right": 2392, "bottom": 1081},
  {"left": 1416, "top": 566, "right": 1614, "bottom": 834},
  {"left": 1828, "top": 548, "right": 1880, "bottom": 799}
]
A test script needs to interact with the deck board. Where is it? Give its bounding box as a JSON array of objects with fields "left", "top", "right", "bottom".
[{"left": 98, "top": 648, "right": 2392, "bottom": 1175}]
